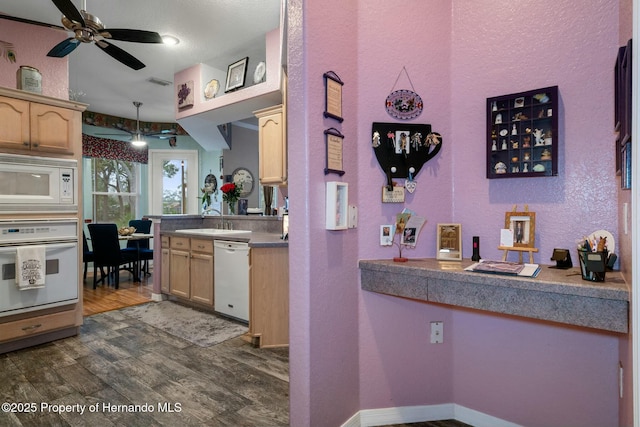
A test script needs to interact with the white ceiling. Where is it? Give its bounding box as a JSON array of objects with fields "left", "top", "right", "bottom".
[{"left": 0, "top": 0, "right": 282, "bottom": 124}]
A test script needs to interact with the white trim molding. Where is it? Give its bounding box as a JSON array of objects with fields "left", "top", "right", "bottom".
[{"left": 341, "top": 404, "right": 522, "bottom": 427}]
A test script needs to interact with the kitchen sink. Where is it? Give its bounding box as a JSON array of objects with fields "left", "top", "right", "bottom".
[{"left": 174, "top": 228, "right": 251, "bottom": 236}]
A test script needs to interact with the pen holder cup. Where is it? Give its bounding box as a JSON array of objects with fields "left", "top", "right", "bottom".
[{"left": 577, "top": 250, "right": 607, "bottom": 282}]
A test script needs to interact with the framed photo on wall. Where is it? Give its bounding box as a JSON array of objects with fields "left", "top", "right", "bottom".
[
  {"left": 436, "top": 223, "right": 462, "bottom": 260},
  {"left": 225, "top": 57, "right": 249, "bottom": 92}
]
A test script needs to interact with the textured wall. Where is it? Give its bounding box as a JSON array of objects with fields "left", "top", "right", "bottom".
[{"left": 0, "top": 20, "right": 69, "bottom": 99}]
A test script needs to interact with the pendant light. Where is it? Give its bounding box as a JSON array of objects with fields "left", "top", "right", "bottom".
[{"left": 131, "top": 101, "right": 147, "bottom": 147}]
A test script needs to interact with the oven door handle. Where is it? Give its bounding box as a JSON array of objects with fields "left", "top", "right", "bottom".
[{"left": 0, "top": 242, "right": 77, "bottom": 254}]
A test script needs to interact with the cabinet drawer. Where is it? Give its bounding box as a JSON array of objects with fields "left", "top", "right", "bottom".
[
  {"left": 191, "top": 238, "right": 213, "bottom": 254},
  {"left": 0, "top": 309, "right": 78, "bottom": 342},
  {"left": 161, "top": 235, "right": 170, "bottom": 248},
  {"left": 170, "top": 236, "right": 190, "bottom": 250}
]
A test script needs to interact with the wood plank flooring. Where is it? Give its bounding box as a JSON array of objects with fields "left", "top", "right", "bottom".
[{"left": 82, "top": 269, "right": 153, "bottom": 317}]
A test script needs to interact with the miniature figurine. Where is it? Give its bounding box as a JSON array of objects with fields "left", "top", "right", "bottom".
[
  {"left": 494, "top": 162, "right": 507, "bottom": 174},
  {"left": 501, "top": 139, "right": 507, "bottom": 150},
  {"left": 372, "top": 130, "right": 381, "bottom": 147},
  {"left": 492, "top": 140, "right": 497, "bottom": 151},
  {"left": 524, "top": 152, "right": 530, "bottom": 161},
  {"left": 511, "top": 124, "right": 517, "bottom": 135},
  {"left": 523, "top": 163, "right": 529, "bottom": 172},
  {"left": 492, "top": 101, "right": 498, "bottom": 111},
  {"left": 533, "top": 128, "right": 545, "bottom": 145},
  {"left": 495, "top": 113, "right": 502, "bottom": 124},
  {"left": 544, "top": 130, "right": 553, "bottom": 145},
  {"left": 523, "top": 136, "right": 531, "bottom": 148},
  {"left": 541, "top": 149, "right": 552, "bottom": 160},
  {"left": 512, "top": 140, "right": 518, "bottom": 149}
]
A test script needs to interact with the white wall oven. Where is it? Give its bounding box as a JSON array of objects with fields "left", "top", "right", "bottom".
[
  {"left": 0, "top": 219, "right": 78, "bottom": 317},
  {"left": 0, "top": 153, "right": 77, "bottom": 213}
]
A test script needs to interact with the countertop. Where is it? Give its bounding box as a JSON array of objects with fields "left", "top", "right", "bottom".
[
  {"left": 359, "top": 258, "right": 629, "bottom": 333},
  {"left": 161, "top": 230, "right": 288, "bottom": 248}
]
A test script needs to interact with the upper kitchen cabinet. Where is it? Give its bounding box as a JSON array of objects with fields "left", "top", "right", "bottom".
[
  {"left": 0, "top": 87, "right": 86, "bottom": 156},
  {"left": 255, "top": 104, "right": 287, "bottom": 185},
  {"left": 175, "top": 26, "right": 285, "bottom": 151}
]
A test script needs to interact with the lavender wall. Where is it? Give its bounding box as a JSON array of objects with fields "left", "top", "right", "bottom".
[
  {"left": 0, "top": 20, "right": 68, "bottom": 99},
  {"left": 289, "top": 0, "right": 625, "bottom": 425},
  {"left": 288, "top": 0, "right": 361, "bottom": 425}
]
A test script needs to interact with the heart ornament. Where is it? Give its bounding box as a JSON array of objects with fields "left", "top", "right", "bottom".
[{"left": 405, "top": 180, "right": 417, "bottom": 193}]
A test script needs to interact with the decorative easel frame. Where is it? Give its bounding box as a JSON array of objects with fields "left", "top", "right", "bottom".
[
  {"left": 323, "top": 71, "right": 344, "bottom": 122},
  {"left": 324, "top": 128, "right": 345, "bottom": 176},
  {"left": 499, "top": 205, "right": 538, "bottom": 263}
]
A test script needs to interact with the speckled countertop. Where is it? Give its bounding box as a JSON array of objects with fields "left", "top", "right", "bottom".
[
  {"left": 161, "top": 230, "right": 287, "bottom": 248},
  {"left": 359, "top": 258, "right": 629, "bottom": 333}
]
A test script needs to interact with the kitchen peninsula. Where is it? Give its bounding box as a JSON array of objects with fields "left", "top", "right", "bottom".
[{"left": 153, "top": 214, "right": 288, "bottom": 348}]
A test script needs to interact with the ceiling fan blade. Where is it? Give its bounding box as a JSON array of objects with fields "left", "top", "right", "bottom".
[
  {"left": 95, "top": 40, "right": 145, "bottom": 70},
  {"left": 47, "top": 38, "right": 80, "bottom": 57},
  {"left": 51, "top": 0, "right": 85, "bottom": 26},
  {"left": 0, "top": 14, "right": 65, "bottom": 31},
  {"left": 99, "top": 29, "right": 163, "bottom": 44}
]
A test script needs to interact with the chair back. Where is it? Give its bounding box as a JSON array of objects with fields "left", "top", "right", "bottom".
[
  {"left": 88, "top": 223, "right": 122, "bottom": 266},
  {"left": 127, "top": 219, "right": 152, "bottom": 249},
  {"left": 82, "top": 231, "right": 94, "bottom": 262}
]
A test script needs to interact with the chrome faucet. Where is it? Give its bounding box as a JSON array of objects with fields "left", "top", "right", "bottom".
[
  {"left": 202, "top": 207, "right": 222, "bottom": 216},
  {"left": 201, "top": 207, "right": 232, "bottom": 229}
]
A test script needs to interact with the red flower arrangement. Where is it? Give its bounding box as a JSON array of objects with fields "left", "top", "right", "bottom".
[{"left": 220, "top": 182, "right": 243, "bottom": 214}]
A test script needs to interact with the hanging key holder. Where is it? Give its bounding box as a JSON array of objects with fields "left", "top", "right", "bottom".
[{"left": 385, "top": 66, "right": 424, "bottom": 120}]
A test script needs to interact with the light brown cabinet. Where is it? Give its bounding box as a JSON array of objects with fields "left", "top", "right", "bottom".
[
  {"left": 255, "top": 104, "right": 287, "bottom": 185},
  {"left": 168, "top": 235, "right": 214, "bottom": 306},
  {"left": 160, "top": 235, "right": 170, "bottom": 294},
  {"left": 248, "top": 246, "right": 289, "bottom": 348},
  {"left": 0, "top": 89, "right": 82, "bottom": 155}
]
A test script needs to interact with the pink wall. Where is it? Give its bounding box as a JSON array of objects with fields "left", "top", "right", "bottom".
[
  {"left": 0, "top": 20, "right": 69, "bottom": 99},
  {"left": 288, "top": 0, "right": 626, "bottom": 426}
]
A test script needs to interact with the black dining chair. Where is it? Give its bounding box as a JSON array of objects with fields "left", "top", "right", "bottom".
[
  {"left": 82, "top": 231, "right": 94, "bottom": 282},
  {"left": 124, "top": 219, "right": 153, "bottom": 276},
  {"left": 87, "top": 223, "right": 139, "bottom": 289}
]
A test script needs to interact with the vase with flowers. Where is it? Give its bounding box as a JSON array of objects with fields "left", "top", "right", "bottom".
[{"left": 220, "top": 182, "right": 242, "bottom": 215}]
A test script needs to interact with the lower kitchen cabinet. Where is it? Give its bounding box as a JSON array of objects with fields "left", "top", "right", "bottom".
[
  {"left": 168, "top": 235, "right": 214, "bottom": 306},
  {"left": 248, "top": 246, "right": 289, "bottom": 348},
  {"left": 160, "top": 235, "right": 170, "bottom": 293}
]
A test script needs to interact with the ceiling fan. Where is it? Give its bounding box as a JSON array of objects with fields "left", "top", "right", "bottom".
[
  {"left": 0, "top": 0, "right": 163, "bottom": 70},
  {"left": 97, "top": 101, "right": 177, "bottom": 146}
]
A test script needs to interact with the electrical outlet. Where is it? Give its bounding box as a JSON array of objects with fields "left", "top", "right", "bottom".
[{"left": 430, "top": 321, "right": 443, "bottom": 344}]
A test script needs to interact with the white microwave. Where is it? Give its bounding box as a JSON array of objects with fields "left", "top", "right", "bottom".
[{"left": 0, "top": 154, "right": 77, "bottom": 213}]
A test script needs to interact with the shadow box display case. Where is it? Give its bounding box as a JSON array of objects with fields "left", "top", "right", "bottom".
[{"left": 486, "top": 86, "right": 558, "bottom": 179}]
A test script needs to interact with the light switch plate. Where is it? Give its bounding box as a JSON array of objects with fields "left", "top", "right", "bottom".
[{"left": 348, "top": 205, "right": 358, "bottom": 228}]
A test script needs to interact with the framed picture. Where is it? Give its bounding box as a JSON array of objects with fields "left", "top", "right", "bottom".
[
  {"left": 176, "top": 80, "right": 194, "bottom": 109},
  {"left": 323, "top": 71, "right": 344, "bottom": 122},
  {"left": 225, "top": 57, "right": 249, "bottom": 92},
  {"left": 436, "top": 223, "right": 462, "bottom": 260},
  {"left": 505, "top": 211, "right": 536, "bottom": 248},
  {"left": 324, "top": 127, "right": 345, "bottom": 176}
]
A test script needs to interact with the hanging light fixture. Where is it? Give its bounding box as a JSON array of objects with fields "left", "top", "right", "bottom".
[{"left": 130, "top": 101, "right": 147, "bottom": 146}]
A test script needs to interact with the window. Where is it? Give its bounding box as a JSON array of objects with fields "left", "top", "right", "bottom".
[{"left": 91, "top": 158, "right": 140, "bottom": 227}]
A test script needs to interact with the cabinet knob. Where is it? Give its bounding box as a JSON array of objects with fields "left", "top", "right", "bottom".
[{"left": 23, "top": 141, "right": 29, "bottom": 146}]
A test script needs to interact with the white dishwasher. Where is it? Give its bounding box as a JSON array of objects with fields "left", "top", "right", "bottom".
[{"left": 214, "top": 240, "right": 250, "bottom": 322}]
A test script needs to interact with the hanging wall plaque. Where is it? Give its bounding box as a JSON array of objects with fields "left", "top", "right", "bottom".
[
  {"left": 324, "top": 127, "right": 345, "bottom": 176},
  {"left": 323, "top": 71, "right": 344, "bottom": 122},
  {"left": 385, "top": 67, "right": 423, "bottom": 120}
]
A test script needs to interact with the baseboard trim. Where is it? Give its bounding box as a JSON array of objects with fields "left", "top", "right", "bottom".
[
  {"left": 151, "top": 292, "right": 166, "bottom": 302},
  {"left": 341, "top": 403, "right": 522, "bottom": 427}
]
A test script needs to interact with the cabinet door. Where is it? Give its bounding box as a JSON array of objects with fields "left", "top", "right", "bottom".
[
  {"left": 190, "top": 253, "right": 214, "bottom": 306},
  {"left": 30, "top": 103, "right": 78, "bottom": 154},
  {"left": 258, "top": 106, "right": 287, "bottom": 185},
  {"left": 169, "top": 249, "right": 190, "bottom": 298},
  {"left": 161, "top": 248, "right": 170, "bottom": 293},
  {"left": 0, "top": 96, "right": 30, "bottom": 150}
]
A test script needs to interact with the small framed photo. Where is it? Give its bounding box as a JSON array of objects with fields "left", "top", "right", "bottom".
[
  {"left": 176, "top": 80, "right": 194, "bottom": 109},
  {"left": 225, "top": 57, "right": 249, "bottom": 92},
  {"left": 380, "top": 225, "right": 394, "bottom": 246},
  {"left": 505, "top": 211, "right": 536, "bottom": 248},
  {"left": 436, "top": 223, "right": 462, "bottom": 260},
  {"left": 401, "top": 227, "right": 417, "bottom": 246}
]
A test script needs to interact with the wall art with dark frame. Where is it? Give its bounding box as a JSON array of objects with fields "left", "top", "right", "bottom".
[{"left": 615, "top": 39, "right": 632, "bottom": 189}]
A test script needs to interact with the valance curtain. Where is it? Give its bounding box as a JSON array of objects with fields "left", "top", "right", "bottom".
[{"left": 82, "top": 134, "right": 148, "bottom": 164}]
